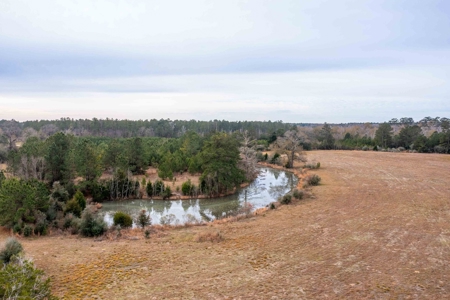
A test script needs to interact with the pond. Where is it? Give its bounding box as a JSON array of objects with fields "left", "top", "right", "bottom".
[{"left": 99, "top": 167, "right": 298, "bottom": 226}]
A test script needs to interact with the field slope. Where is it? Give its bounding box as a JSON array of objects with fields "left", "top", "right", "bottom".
[{"left": 8, "top": 151, "right": 450, "bottom": 299}]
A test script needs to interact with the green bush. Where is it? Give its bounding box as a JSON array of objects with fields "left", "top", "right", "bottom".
[
  {"left": 136, "top": 210, "right": 151, "bottom": 229},
  {"left": 46, "top": 206, "right": 57, "bottom": 222},
  {"left": 13, "top": 223, "right": 22, "bottom": 235},
  {"left": 153, "top": 180, "right": 164, "bottom": 196},
  {"left": 0, "top": 238, "right": 23, "bottom": 264},
  {"left": 63, "top": 213, "right": 81, "bottom": 234},
  {"left": 271, "top": 153, "right": 280, "bottom": 164},
  {"left": 64, "top": 198, "right": 82, "bottom": 218},
  {"left": 163, "top": 186, "right": 172, "bottom": 199},
  {"left": 158, "top": 162, "right": 173, "bottom": 180},
  {"left": 50, "top": 181, "right": 70, "bottom": 203},
  {"left": 74, "top": 190, "right": 86, "bottom": 210},
  {"left": 146, "top": 181, "right": 153, "bottom": 197},
  {"left": 34, "top": 221, "right": 48, "bottom": 236},
  {"left": 32, "top": 211, "right": 48, "bottom": 236},
  {"left": 77, "top": 180, "right": 109, "bottom": 202},
  {"left": 181, "top": 180, "right": 194, "bottom": 196},
  {"left": 0, "top": 256, "right": 57, "bottom": 299},
  {"left": 279, "top": 194, "right": 292, "bottom": 205},
  {"left": 80, "top": 209, "right": 107, "bottom": 237},
  {"left": 23, "top": 226, "right": 33, "bottom": 237},
  {"left": 113, "top": 211, "right": 133, "bottom": 228}
]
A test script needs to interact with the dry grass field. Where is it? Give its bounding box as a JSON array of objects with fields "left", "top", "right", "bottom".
[{"left": 2, "top": 151, "right": 450, "bottom": 299}]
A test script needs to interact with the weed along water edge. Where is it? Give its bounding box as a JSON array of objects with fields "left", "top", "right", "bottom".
[{"left": 99, "top": 167, "right": 298, "bottom": 226}]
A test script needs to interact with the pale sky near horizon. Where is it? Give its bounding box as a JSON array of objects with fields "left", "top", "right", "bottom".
[{"left": 1, "top": 0, "right": 449, "bottom": 123}]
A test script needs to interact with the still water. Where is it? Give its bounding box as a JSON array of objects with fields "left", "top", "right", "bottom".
[{"left": 100, "top": 167, "right": 298, "bottom": 226}]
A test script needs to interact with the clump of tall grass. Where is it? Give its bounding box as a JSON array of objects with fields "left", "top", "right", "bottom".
[
  {"left": 194, "top": 231, "right": 224, "bottom": 243},
  {"left": 304, "top": 162, "right": 321, "bottom": 169},
  {"left": 304, "top": 174, "right": 321, "bottom": 186},
  {"left": 279, "top": 194, "right": 292, "bottom": 205},
  {"left": 292, "top": 189, "right": 304, "bottom": 200}
]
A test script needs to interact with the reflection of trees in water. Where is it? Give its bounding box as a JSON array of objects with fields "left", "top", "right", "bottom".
[
  {"left": 182, "top": 199, "right": 193, "bottom": 212},
  {"left": 269, "top": 168, "right": 280, "bottom": 180},
  {"left": 199, "top": 210, "right": 213, "bottom": 222},
  {"left": 151, "top": 201, "right": 167, "bottom": 215},
  {"left": 287, "top": 173, "right": 296, "bottom": 189},
  {"left": 198, "top": 200, "right": 220, "bottom": 220},
  {"left": 198, "top": 198, "right": 241, "bottom": 220},
  {"left": 136, "top": 202, "right": 151, "bottom": 218},
  {"left": 267, "top": 172, "right": 298, "bottom": 199},
  {"left": 163, "top": 200, "right": 172, "bottom": 211},
  {"left": 221, "top": 199, "right": 241, "bottom": 218},
  {"left": 268, "top": 184, "right": 288, "bottom": 200}
]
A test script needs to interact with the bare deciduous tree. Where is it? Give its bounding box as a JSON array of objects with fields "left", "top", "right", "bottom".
[
  {"left": 1, "top": 120, "right": 21, "bottom": 150},
  {"left": 39, "top": 124, "right": 59, "bottom": 138},
  {"left": 22, "top": 127, "right": 39, "bottom": 140},
  {"left": 274, "top": 129, "right": 305, "bottom": 168},
  {"left": 13, "top": 155, "right": 45, "bottom": 181},
  {"left": 440, "top": 117, "right": 450, "bottom": 153},
  {"left": 239, "top": 130, "right": 258, "bottom": 181}
]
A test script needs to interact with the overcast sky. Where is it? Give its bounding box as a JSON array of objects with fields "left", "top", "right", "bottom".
[{"left": 1, "top": 0, "right": 449, "bottom": 123}]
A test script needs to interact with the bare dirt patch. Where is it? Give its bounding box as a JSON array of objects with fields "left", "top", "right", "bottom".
[{"left": 2, "top": 151, "right": 450, "bottom": 299}]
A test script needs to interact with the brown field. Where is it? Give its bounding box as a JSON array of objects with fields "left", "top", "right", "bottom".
[{"left": 2, "top": 150, "right": 450, "bottom": 299}]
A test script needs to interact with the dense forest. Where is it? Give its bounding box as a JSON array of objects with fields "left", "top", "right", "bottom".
[
  {"left": 0, "top": 116, "right": 449, "bottom": 238},
  {"left": 0, "top": 118, "right": 291, "bottom": 139}
]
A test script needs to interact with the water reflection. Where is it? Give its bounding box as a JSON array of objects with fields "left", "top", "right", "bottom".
[{"left": 100, "top": 167, "right": 298, "bottom": 226}]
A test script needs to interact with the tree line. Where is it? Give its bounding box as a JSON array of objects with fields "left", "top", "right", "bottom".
[
  {"left": 289, "top": 116, "right": 450, "bottom": 153},
  {"left": 332, "top": 117, "right": 450, "bottom": 153},
  {"left": 0, "top": 118, "right": 290, "bottom": 139}
]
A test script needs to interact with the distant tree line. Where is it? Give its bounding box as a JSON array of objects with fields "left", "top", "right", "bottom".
[
  {"left": 291, "top": 116, "right": 450, "bottom": 153},
  {"left": 0, "top": 118, "right": 291, "bottom": 139}
]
